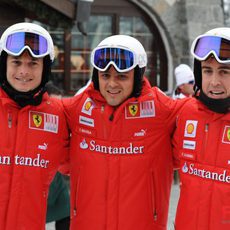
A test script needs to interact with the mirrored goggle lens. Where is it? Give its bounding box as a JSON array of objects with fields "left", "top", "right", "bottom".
[
  {"left": 193, "top": 36, "right": 230, "bottom": 62},
  {"left": 93, "top": 48, "right": 135, "bottom": 71},
  {"left": 5, "top": 32, "right": 48, "bottom": 56}
]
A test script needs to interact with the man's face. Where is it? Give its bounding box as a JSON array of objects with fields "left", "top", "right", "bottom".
[
  {"left": 98, "top": 65, "right": 134, "bottom": 106},
  {"left": 201, "top": 57, "right": 230, "bottom": 99},
  {"left": 6, "top": 50, "right": 43, "bottom": 92},
  {"left": 179, "top": 81, "right": 194, "bottom": 96}
]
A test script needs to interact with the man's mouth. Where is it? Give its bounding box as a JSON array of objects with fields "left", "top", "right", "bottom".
[
  {"left": 107, "top": 90, "right": 121, "bottom": 95},
  {"left": 209, "top": 90, "right": 224, "bottom": 95},
  {"left": 16, "top": 77, "right": 32, "bottom": 83}
]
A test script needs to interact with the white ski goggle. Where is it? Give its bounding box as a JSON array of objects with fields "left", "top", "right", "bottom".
[
  {"left": 191, "top": 35, "right": 230, "bottom": 64},
  {"left": 2, "top": 31, "right": 49, "bottom": 58},
  {"left": 91, "top": 47, "right": 145, "bottom": 72}
]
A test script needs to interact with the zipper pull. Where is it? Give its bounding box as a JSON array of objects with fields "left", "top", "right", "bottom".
[
  {"left": 205, "top": 123, "right": 209, "bottom": 132},
  {"left": 101, "top": 105, "right": 104, "bottom": 113},
  {"left": 73, "top": 209, "right": 77, "bottom": 216},
  {"left": 8, "top": 112, "right": 12, "bottom": 128},
  {"left": 109, "top": 113, "right": 114, "bottom": 121},
  {"left": 154, "top": 210, "right": 157, "bottom": 221},
  {"left": 109, "top": 107, "right": 116, "bottom": 121}
]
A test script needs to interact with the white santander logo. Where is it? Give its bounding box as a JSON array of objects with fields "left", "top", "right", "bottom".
[
  {"left": 80, "top": 139, "right": 88, "bottom": 149},
  {"left": 79, "top": 139, "right": 144, "bottom": 154},
  {"left": 182, "top": 162, "right": 189, "bottom": 173},
  {"left": 182, "top": 162, "right": 230, "bottom": 184}
]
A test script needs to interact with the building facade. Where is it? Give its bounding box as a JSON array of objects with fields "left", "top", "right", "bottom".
[{"left": 0, "top": 0, "right": 225, "bottom": 95}]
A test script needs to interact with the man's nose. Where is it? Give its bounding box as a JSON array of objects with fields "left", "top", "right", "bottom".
[
  {"left": 210, "top": 74, "right": 220, "bottom": 86},
  {"left": 107, "top": 75, "right": 118, "bottom": 87},
  {"left": 19, "top": 65, "right": 29, "bottom": 75}
]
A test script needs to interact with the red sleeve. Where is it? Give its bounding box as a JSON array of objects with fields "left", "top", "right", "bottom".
[{"left": 153, "top": 87, "right": 189, "bottom": 135}]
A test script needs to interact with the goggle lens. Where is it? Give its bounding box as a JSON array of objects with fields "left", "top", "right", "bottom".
[
  {"left": 5, "top": 32, "right": 48, "bottom": 57},
  {"left": 93, "top": 47, "right": 135, "bottom": 72},
  {"left": 193, "top": 36, "right": 230, "bottom": 63}
]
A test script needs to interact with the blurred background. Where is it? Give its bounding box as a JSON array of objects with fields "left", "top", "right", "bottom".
[{"left": 0, "top": 0, "right": 230, "bottom": 96}]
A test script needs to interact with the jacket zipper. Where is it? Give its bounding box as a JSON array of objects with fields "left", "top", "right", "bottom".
[
  {"left": 73, "top": 171, "right": 81, "bottom": 217},
  {"left": 202, "top": 123, "right": 209, "bottom": 155},
  {"left": 8, "top": 112, "right": 12, "bottom": 128},
  {"left": 151, "top": 170, "right": 157, "bottom": 221},
  {"left": 109, "top": 107, "right": 116, "bottom": 121}
]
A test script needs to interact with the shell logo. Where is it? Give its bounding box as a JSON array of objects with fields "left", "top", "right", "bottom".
[
  {"left": 186, "top": 123, "right": 194, "bottom": 134},
  {"left": 85, "top": 101, "right": 92, "bottom": 111}
]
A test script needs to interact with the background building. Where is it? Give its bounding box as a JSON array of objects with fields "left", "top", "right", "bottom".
[{"left": 0, "top": 0, "right": 227, "bottom": 95}]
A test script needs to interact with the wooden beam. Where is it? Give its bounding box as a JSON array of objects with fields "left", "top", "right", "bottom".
[{"left": 40, "top": 0, "right": 75, "bottom": 19}]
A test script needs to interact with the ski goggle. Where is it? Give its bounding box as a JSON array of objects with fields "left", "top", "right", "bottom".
[
  {"left": 191, "top": 35, "right": 230, "bottom": 63},
  {"left": 91, "top": 47, "right": 138, "bottom": 72},
  {"left": 2, "top": 32, "right": 49, "bottom": 58}
]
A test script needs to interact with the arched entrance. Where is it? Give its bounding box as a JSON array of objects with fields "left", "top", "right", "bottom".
[{"left": 50, "top": 0, "right": 168, "bottom": 94}]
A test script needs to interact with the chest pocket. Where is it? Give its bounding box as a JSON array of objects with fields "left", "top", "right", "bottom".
[{"left": 216, "top": 122, "right": 230, "bottom": 169}]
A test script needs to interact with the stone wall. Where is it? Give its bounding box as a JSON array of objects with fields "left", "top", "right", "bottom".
[{"left": 139, "top": 0, "right": 224, "bottom": 65}]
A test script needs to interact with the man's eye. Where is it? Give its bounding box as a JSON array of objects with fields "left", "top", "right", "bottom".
[
  {"left": 12, "top": 60, "right": 20, "bottom": 65},
  {"left": 118, "top": 75, "right": 127, "bottom": 80},
  {"left": 101, "top": 74, "right": 109, "bottom": 78},
  {"left": 202, "top": 69, "right": 212, "bottom": 74},
  {"left": 220, "top": 69, "right": 230, "bottom": 75}
]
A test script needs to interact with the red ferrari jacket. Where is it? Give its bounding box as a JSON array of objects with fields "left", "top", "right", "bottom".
[
  {"left": 0, "top": 88, "right": 69, "bottom": 230},
  {"left": 63, "top": 78, "right": 185, "bottom": 230},
  {"left": 173, "top": 98, "right": 230, "bottom": 230}
]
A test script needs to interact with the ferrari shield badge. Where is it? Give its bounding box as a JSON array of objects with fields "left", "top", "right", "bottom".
[{"left": 33, "top": 114, "right": 42, "bottom": 127}]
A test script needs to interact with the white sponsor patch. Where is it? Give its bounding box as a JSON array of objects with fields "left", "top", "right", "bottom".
[
  {"left": 81, "top": 98, "right": 95, "bottom": 116},
  {"left": 79, "top": 115, "right": 94, "bottom": 127},
  {"left": 184, "top": 120, "right": 198, "bottom": 138},
  {"left": 140, "top": 101, "right": 155, "bottom": 117},
  {"left": 125, "top": 100, "right": 155, "bottom": 119},
  {"left": 29, "top": 111, "right": 58, "bottom": 133},
  {"left": 183, "top": 140, "right": 196, "bottom": 150}
]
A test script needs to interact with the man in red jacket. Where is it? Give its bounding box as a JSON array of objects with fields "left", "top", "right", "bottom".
[
  {"left": 63, "top": 35, "right": 187, "bottom": 230},
  {"left": 0, "top": 22, "right": 69, "bottom": 229},
  {"left": 173, "top": 27, "right": 230, "bottom": 229}
]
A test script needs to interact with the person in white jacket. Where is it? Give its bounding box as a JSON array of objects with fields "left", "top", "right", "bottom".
[{"left": 172, "top": 64, "right": 195, "bottom": 99}]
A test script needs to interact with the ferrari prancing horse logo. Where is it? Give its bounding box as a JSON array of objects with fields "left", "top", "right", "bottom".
[
  {"left": 129, "top": 104, "right": 138, "bottom": 116},
  {"left": 33, "top": 114, "right": 42, "bottom": 127},
  {"left": 227, "top": 128, "right": 230, "bottom": 141},
  {"left": 222, "top": 126, "right": 230, "bottom": 144},
  {"left": 125, "top": 101, "right": 155, "bottom": 119},
  {"left": 29, "top": 111, "right": 58, "bottom": 133}
]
